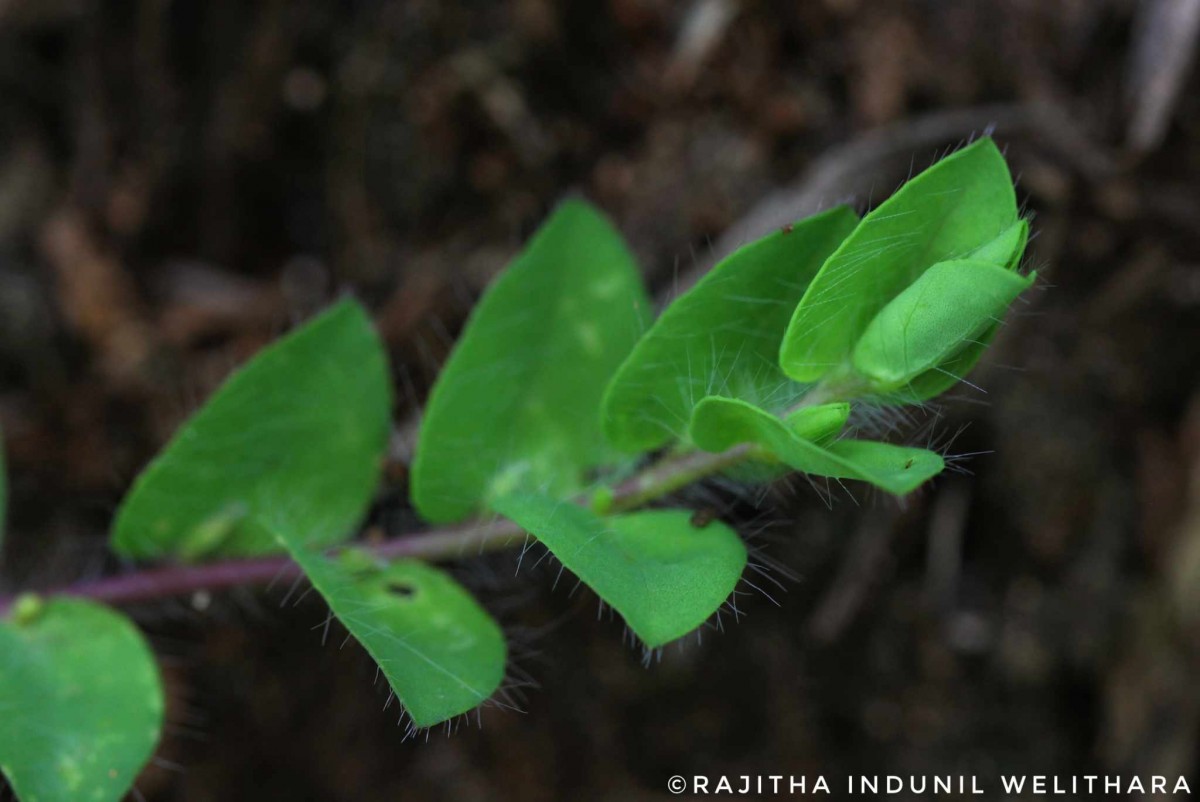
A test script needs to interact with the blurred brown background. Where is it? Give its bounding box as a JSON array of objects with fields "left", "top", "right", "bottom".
[{"left": 1, "top": 1, "right": 1199, "bottom": 800}]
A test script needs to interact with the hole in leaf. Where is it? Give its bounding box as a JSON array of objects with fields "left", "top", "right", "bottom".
[{"left": 386, "top": 582, "right": 416, "bottom": 599}]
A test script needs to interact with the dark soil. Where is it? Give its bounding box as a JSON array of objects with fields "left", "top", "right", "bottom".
[{"left": 1, "top": 1, "right": 1198, "bottom": 800}]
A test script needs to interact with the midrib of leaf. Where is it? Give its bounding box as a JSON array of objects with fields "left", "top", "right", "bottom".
[
  {"left": 279, "top": 544, "right": 506, "bottom": 726},
  {"left": 337, "top": 607, "right": 490, "bottom": 701},
  {"left": 486, "top": 257, "right": 621, "bottom": 498}
]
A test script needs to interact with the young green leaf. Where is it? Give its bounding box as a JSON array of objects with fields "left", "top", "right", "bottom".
[
  {"left": 280, "top": 545, "right": 507, "bottom": 729},
  {"left": 492, "top": 494, "right": 746, "bottom": 648},
  {"left": 967, "top": 218, "right": 1028, "bottom": 269},
  {"left": 779, "top": 138, "right": 1018, "bottom": 382},
  {"left": 877, "top": 218, "right": 1031, "bottom": 402},
  {"left": 601, "top": 206, "right": 859, "bottom": 452},
  {"left": 112, "top": 299, "right": 392, "bottom": 560},
  {"left": 785, "top": 402, "right": 851, "bottom": 443},
  {"left": 0, "top": 597, "right": 164, "bottom": 802},
  {"left": 690, "top": 396, "right": 942, "bottom": 495},
  {"left": 723, "top": 402, "right": 852, "bottom": 484},
  {"left": 851, "top": 259, "right": 1037, "bottom": 390},
  {"left": 412, "top": 199, "right": 650, "bottom": 523}
]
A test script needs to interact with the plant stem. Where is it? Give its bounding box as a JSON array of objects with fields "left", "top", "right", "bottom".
[
  {"left": 0, "top": 441, "right": 758, "bottom": 617},
  {"left": 0, "top": 381, "right": 853, "bottom": 618}
]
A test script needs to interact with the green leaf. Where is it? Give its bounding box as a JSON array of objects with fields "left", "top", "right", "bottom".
[
  {"left": 689, "top": 396, "right": 942, "bottom": 495},
  {"left": 601, "top": 206, "right": 858, "bottom": 452},
  {"left": 881, "top": 219, "right": 1030, "bottom": 402},
  {"left": 785, "top": 402, "right": 851, "bottom": 444},
  {"left": 779, "top": 138, "right": 1018, "bottom": 382},
  {"left": 723, "top": 402, "right": 851, "bottom": 484},
  {"left": 412, "top": 199, "right": 650, "bottom": 523},
  {"left": 0, "top": 597, "right": 164, "bottom": 802},
  {"left": 492, "top": 494, "right": 746, "bottom": 647},
  {"left": 112, "top": 299, "right": 392, "bottom": 560},
  {"left": 967, "top": 218, "right": 1028, "bottom": 269},
  {"left": 851, "top": 259, "right": 1037, "bottom": 390},
  {"left": 280, "top": 544, "right": 507, "bottom": 729}
]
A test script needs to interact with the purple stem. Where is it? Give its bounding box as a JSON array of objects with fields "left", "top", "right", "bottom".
[
  {"left": 0, "top": 519, "right": 525, "bottom": 617},
  {"left": 0, "top": 441, "right": 753, "bottom": 617}
]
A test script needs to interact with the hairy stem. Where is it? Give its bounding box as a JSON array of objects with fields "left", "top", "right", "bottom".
[
  {"left": 0, "top": 382, "right": 850, "bottom": 617},
  {"left": 0, "top": 441, "right": 757, "bottom": 616}
]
